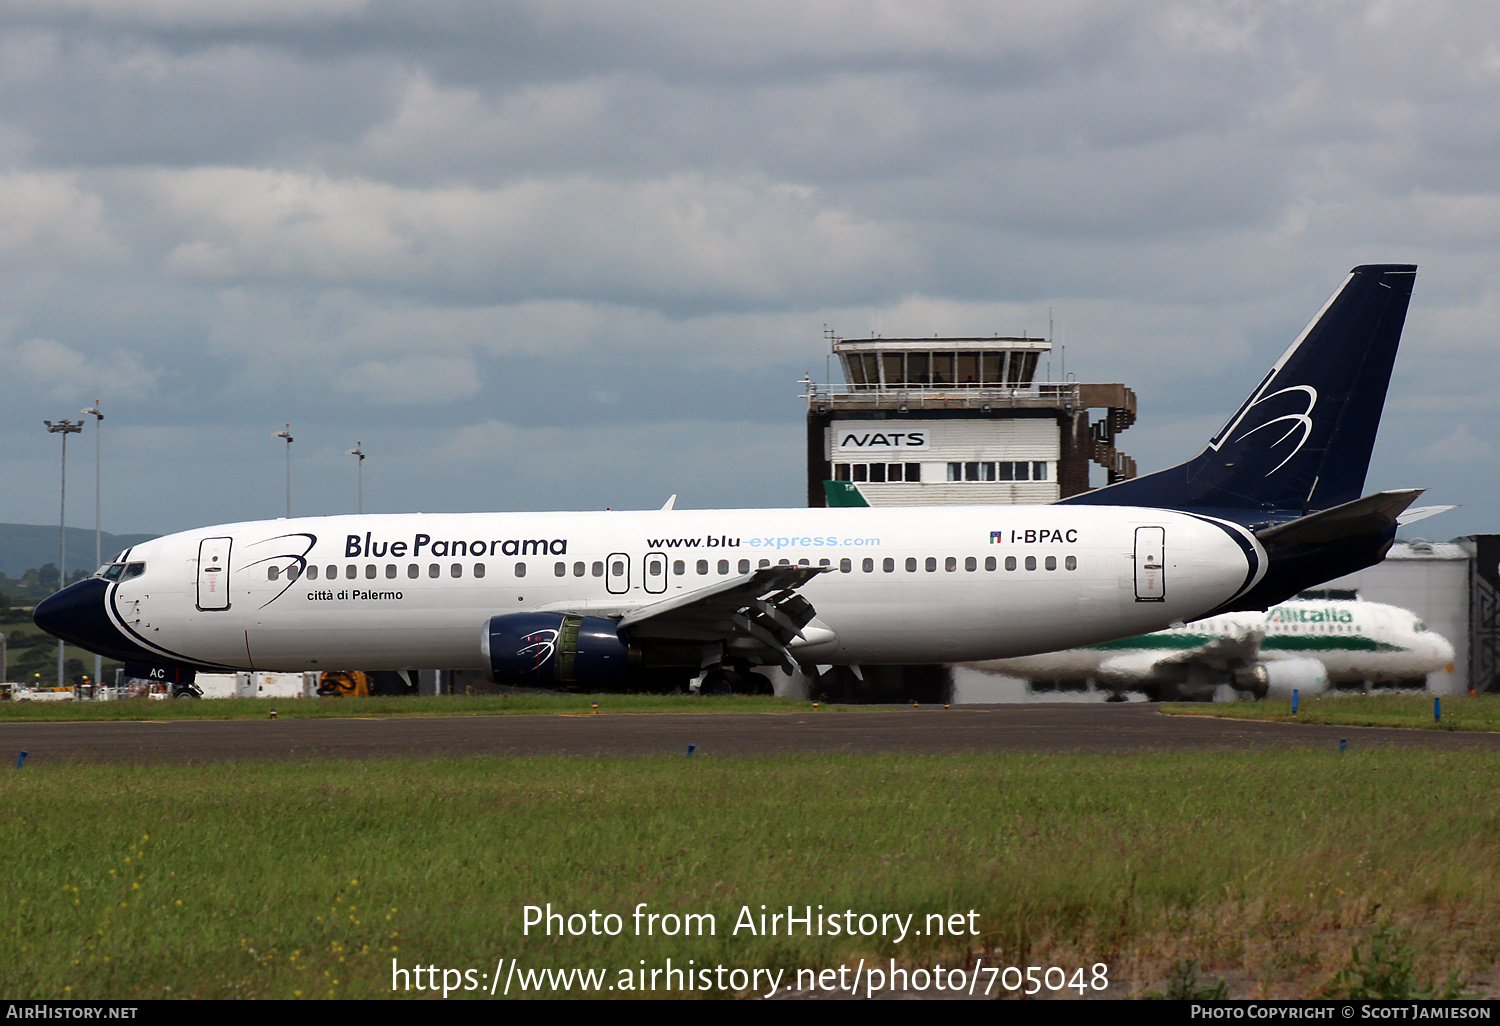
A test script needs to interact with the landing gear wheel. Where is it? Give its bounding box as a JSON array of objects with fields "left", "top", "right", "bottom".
[
  {"left": 699, "top": 668, "right": 736, "bottom": 696},
  {"left": 741, "top": 671, "right": 774, "bottom": 696}
]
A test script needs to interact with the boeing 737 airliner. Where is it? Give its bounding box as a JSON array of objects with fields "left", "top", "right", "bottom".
[{"left": 35, "top": 265, "right": 1434, "bottom": 694}]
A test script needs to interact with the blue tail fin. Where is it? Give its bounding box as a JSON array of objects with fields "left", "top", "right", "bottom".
[{"left": 1062, "top": 264, "right": 1416, "bottom": 514}]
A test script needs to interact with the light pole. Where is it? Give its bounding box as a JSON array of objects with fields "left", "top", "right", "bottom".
[
  {"left": 346, "top": 442, "right": 365, "bottom": 514},
  {"left": 45, "top": 418, "right": 84, "bottom": 688},
  {"left": 82, "top": 402, "right": 103, "bottom": 689},
  {"left": 273, "top": 426, "right": 293, "bottom": 517}
]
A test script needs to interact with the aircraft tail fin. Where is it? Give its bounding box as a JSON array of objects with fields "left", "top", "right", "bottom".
[
  {"left": 823, "top": 481, "right": 871, "bottom": 507},
  {"left": 1062, "top": 264, "right": 1416, "bottom": 513}
]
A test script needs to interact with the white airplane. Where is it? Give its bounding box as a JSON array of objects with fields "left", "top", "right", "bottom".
[
  {"left": 971, "top": 597, "right": 1456, "bottom": 702},
  {"left": 35, "top": 265, "right": 1440, "bottom": 695}
]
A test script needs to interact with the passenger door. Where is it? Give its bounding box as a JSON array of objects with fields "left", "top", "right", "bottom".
[
  {"left": 197, "top": 537, "right": 233, "bottom": 611},
  {"left": 1134, "top": 527, "right": 1165, "bottom": 602}
]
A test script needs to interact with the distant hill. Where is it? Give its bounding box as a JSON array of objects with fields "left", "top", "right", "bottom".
[{"left": 0, "top": 523, "right": 159, "bottom": 577}]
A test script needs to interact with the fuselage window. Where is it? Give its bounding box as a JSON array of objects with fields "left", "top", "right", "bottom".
[
  {"left": 818, "top": 558, "right": 830, "bottom": 567},
  {"left": 429, "top": 564, "right": 440, "bottom": 578},
  {"left": 905, "top": 557, "right": 917, "bottom": 572},
  {"left": 1065, "top": 555, "right": 1077, "bottom": 571},
  {"left": 1005, "top": 556, "right": 1017, "bottom": 571},
  {"left": 1025, "top": 556, "right": 1037, "bottom": 571},
  {"left": 863, "top": 557, "right": 874, "bottom": 573},
  {"left": 574, "top": 562, "right": 586, "bottom": 577},
  {"left": 408, "top": 564, "right": 419, "bottom": 579},
  {"left": 697, "top": 560, "right": 709, "bottom": 575},
  {"left": 1045, "top": 556, "right": 1057, "bottom": 571},
  {"left": 554, "top": 562, "right": 567, "bottom": 577},
  {"left": 386, "top": 564, "right": 397, "bottom": 579},
  {"left": 474, "top": 563, "right": 486, "bottom": 579},
  {"left": 738, "top": 559, "right": 751, "bottom": 574},
  {"left": 759, "top": 559, "right": 770, "bottom": 569},
  {"left": 453, "top": 564, "right": 464, "bottom": 578},
  {"left": 325, "top": 565, "right": 336, "bottom": 579},
  {"left": 674, "top": 560, "right": 686, "bottom": 575},
  {"left": 925, "top": 557, "right": 937, "bottom": 572},
  {"left": 366, "top": 565, "right": 376, "bottom": 579},
  {"left": 985, "top": 556, "right": 996, "bottom": 571},
  {"left": 287, "top": 566, "right": 300, "bottom": 582},
  {"left": 946, "top": 556, "right": 958, "bottom": 572},
  {"left": 798, "top": 558, "right": 810, "bottom": 567},
  {"left": 268, "top": 566, "right": 279, "bottom": 581},
  {"left": 964, "top": 556, "right": 976, "bottom": 571},
  {"left": 346, "top": 565, "right": 357, "bottom": 580},
  {"left": 592, "top": 562, "right": 605, "bottom": 577},
  {"left": 611, "top": 560, "right": 624, "bottom": 577},
  {"left": 778, "top": 558, "right": 791, "bottom": 566},
  {"left": 840, "top": 558, "right": 852, "bottom": 573},
  {"left": 717, "top": 560, "right": 729, "bottom": 575},
  {"left": 307, "top": 565, "right": 319, "bottom": 581},
  {"left": 883, "top": 557, "right": 895, "bottom": 572}
]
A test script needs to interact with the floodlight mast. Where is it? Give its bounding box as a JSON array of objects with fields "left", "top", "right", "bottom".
[
  {"left": 44, "top": 418, "right": 84, "bottom": 689},
  {"left": 273, "top": 426, "right": 293, "bottom": 517},
  {"left": 82, "top": 402, "right": 103, "bottom": 689},
  {"left": 347, "top": 442, "right": 366, "bottom": 514}
]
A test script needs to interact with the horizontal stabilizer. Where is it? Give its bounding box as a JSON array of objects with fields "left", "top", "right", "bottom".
[
  {"left": 1396, "top": 504, "right": 1456, "bottom": 527},
  {"left": 1254, "top": 489, "right": 1423, "bottom": 548}
]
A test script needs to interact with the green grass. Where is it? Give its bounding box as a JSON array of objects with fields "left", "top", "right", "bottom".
[
  {"left": 0, "top": 692, "right": 864, "bottom": 722},
  {"left": 1163, "top": 694, "right": 1500, "bottom": 732},
  {"left": 2, "top": 750, "right": 1497, "bottom": 1000}
]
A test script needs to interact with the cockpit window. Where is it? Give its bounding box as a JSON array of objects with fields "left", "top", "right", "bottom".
[
  {"left": 1415, "top": 621, "right": 1429, "bottom": 633},
  {"left": 101, "top": 564, "right": 126, "bottom": 581},
  {"left": 121, "top": 563, "right": 146, "bottom": 581}
]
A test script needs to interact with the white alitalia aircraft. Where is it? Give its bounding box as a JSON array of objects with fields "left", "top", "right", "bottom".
[
  {"left": 972, "top": 597, "right": 1456, "bottom": 702},
  {"left": 36, "top": 265, "right": 1443, "bottom": 695}
]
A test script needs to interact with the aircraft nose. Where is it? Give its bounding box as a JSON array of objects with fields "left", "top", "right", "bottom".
[{"left": 33, "top": 578, "right": 154, "bottom": 662}]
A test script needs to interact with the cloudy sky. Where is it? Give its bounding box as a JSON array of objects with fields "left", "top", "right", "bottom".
[{"left": 2, "top": 0, "right": 1498, "bottom": 540}]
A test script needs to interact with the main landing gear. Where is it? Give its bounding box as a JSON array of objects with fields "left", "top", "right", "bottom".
[{"left": 698, "top": 662, "right": 774, "bottom": 696}]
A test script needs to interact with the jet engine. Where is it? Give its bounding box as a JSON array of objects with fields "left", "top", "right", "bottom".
[
  {"left": 482, "top": 613, "right": 632, "bottom": 688},
  {"left": 1262, "top": 658, "right": 1329, "bottom": 698}
]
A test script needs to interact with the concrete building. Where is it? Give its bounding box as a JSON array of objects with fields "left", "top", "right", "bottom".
[
  {"left": 1319, "top": 536, "right": 1500, "bottom": 695},
  {"left": 804, "top": 335, "right": 1138, "bottom": 507}
]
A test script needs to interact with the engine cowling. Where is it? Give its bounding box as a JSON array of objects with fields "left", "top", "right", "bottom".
[
  {"left": 1263, "top": 658, "right": 1329, "bottom": 699},
  {"left": 483, "top": 613, "right": 631, "bottom": 688}
]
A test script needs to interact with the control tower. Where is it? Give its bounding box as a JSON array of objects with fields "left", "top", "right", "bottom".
[{"left": 804, "top": 335, "right": 1138, "bottom": 506}]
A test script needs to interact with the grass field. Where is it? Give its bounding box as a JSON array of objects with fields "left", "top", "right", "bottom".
[
  {"left": 3, "top": 750, "right": 1497, "bottom": 1000},
  {"left": 1163, "top": 694, "right": 1500, "bottom": 733},
  {"left": 0, "top": 692, "right": 866, "bottom": 722}
]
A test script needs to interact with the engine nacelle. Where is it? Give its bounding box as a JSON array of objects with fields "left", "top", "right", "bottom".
[
  {"left": 482, "top": 613, "right": 631, "bottom": 688},
  {"left": 1263, "top": 658, "right": 1329, "bottom": 699}
]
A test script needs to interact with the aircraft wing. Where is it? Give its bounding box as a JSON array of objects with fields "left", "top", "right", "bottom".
[
  {"left": 1150, "top": 627, "right": 1263, "bottom": 671},
  {"left": 1096, "top": 626, "right": 1263, "bottom": 682},
  {"left": 616, "top": 565, "right": 831, "bottom": 671}
]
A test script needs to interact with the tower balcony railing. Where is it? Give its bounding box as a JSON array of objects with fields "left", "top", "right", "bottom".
[{"left": 801, "top": 379, "right": 1084, "bottom": 411}]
